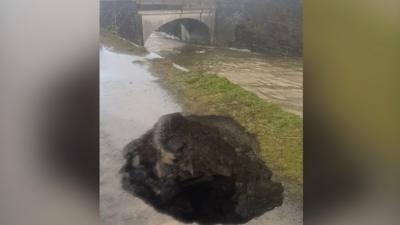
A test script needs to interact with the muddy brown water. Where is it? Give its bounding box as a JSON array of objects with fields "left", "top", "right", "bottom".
[
  {"left": 100, "top": 35, "right": 302, "bottom": 224},
  {"left": 147, "top": 32, "right": 303, "bottom": 117}
]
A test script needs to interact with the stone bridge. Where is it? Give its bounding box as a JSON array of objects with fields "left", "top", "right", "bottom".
[
  {"left": 136, "top": 0, "right": 216, "bottom": 45},
  {"left": 138, "top": 9, "right": 215, "bottom": 45},
  {"left": 100, "top": 0, "right": 217, "bottom": 46},
  {"left": 100, "top": 0, "right": 303, "bottom": 56}
]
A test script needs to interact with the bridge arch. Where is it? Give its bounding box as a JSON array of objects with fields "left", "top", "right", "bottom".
[
  {"left": 138, "top": 9, "right": 215, "bottom": 45},
  {"left": 147, "top": 18, "right": 211, "bottom": 45}
]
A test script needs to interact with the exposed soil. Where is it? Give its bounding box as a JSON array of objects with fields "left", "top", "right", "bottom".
[{"left": 120, "top": 113, "right": 283, "bottom": 224}]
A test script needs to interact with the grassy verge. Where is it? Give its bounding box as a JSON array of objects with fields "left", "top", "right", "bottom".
[
  {"left": 152, "top": 60, "right": 303, "bottom": 187},
  {"left": 100, "top": 32, "right": 146, "bottom": 54}
]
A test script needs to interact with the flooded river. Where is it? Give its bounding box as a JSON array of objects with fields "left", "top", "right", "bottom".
[
  {"left": 146, "top": 32, "right": 303, "bottom": 116},
  {"left": 100, "top": 35, "right": 302, "bottom": 225}
]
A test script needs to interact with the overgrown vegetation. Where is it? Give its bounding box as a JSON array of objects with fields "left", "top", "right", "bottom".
[
  {"left": 100, "top": 32, "right": 146, "bottom": 54},
  {"left": 151, "top": 61, "right": 303, "bottom": 186}
]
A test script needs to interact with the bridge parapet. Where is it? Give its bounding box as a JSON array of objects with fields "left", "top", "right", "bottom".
[{"left": 136, "top": 0, "right": 217, "bottom": 10}]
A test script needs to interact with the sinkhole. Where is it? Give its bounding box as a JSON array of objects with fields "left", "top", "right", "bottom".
[{"left": 120, "top": 113, "right": 283, "bottom": 224}]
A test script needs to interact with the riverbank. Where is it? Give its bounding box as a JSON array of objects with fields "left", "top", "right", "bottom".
[
  {"left": 100, "top": 33, "right": 303, "bottom": 225},
  {"left": 101, "top": 33, "right": 303, "bottom": 188},
  {"left": 165, "top": 46, "right": 303, "bottom": 116},
  {"left": 151, "top": 60, "right": 303, "bottom": 187},
  {"left": 100, "top": 32, "right": 146, "bottom": 54}
]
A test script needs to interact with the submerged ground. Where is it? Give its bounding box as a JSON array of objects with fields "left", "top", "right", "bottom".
[
  {"left": 100, "top": 33, "right": 303, "bottom": 225},
  {"left": 146, "top": 32, "right": 303, "bottom": 117}
]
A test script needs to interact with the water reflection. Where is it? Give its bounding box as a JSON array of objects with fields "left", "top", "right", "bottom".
[{"left": 100, "top": 46, "right": 182, "bottom": 225}]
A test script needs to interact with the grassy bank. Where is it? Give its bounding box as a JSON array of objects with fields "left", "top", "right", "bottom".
[
  {"left": 152, "top": 60, "right": 303, "bottom": 186},
  {"left": 100, "top": 33, "right": 303, "bottom": 188},
  {"left": 100, "top": 32, "right": 146, "bottom": 54}
]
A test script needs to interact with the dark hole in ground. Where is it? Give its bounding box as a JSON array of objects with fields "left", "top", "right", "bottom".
[{"left": 120, "top": 113, "right": 283, "bottom": 224}]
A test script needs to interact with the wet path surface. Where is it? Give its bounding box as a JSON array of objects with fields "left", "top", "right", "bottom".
[
  {"left": 100, "top": 46, "right": 184, "bottom": 225},
  {"left": 100, "top": 38, "right": 302, "bottom": 225}
]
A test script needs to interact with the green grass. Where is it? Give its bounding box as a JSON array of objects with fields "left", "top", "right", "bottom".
[
  {"left": 100, "top": 33, "right": 303, "bottom": 188},
  {"left": 100, "top": 32, "right": 146, "bottom": 54},
  {"left": 152, "top": 62, "right": 303, "bottom": 186}
]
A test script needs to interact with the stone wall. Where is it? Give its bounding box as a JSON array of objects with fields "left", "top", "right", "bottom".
[{"left": 215, "top": 0, "right": 302, "bottom": 56}]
